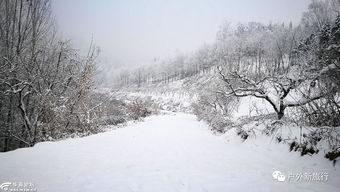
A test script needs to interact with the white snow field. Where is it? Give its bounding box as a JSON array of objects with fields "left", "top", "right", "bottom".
[{"left": 0, "top": 113, "right": 339, "bottom": 192}]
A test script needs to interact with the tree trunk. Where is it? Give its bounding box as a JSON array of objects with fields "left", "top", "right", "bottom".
[{"left": 277, "top": 109, "right": 284, "bottom": 120}]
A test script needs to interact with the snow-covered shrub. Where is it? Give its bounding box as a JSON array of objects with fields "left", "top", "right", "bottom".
[
  {"left": 262, "top": 119, "right": 285, "bottom": 136},
  {"left": 128, "top": 98, "right": 157, "bottom": 120},
  {"left": 292, "top": 15, "right": 340, "bottom": 127},
  {"left": 236, "top": 128, "right": 249, "bottom": 140},
  {"left": 101, "top": 115, "right": 127, "bottom": 125},
  {"left": 272, "top": 122, "right": 340, "bottom": 163},
  {"left": 193, "top": 82, "right": 238, "bottom": 133},
  {"left": 325, "top": 150, "right": 340, "bottom": 165},
  {"left": 35, "top": 92, "right": 159, "bottom": 142},
  {"left": 296, "top": 95, "right": 340, "bottom": 127},
  {"left": 287, "top": 126, "right": 340, "bottom": 164},
  {"left": 231, "top": 115, "right": 276, "bottom": 141},
  {"left": 231, "top": 113, "right": 340, "bottom": 164},
  {"left": 95, "top": 97, "right": 129, "bottom": 125},
  {"left": 86, "top": 93, "right": 159, "bottom": 125}
]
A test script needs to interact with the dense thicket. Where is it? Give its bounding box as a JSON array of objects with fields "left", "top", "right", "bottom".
[{"left": 0, "top": 0, "right": 99, "bottom": 151}]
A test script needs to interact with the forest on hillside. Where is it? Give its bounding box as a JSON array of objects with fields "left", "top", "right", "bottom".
[{"left": 114, "top": 0, "right": 340, "bottom": 126}]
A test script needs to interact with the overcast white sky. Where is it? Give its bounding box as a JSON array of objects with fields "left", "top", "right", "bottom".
[{"left": 52, "top": 0, "right": 311, "bottom": 69}]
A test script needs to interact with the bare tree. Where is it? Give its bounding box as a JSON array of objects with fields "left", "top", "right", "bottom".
[{"left": 218, "top": 68, "right": 333, "bottom": 120}]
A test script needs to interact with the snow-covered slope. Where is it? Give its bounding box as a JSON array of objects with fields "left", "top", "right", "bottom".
[{"left": 0, "top": 113, "right": 339, "bottom": 192}]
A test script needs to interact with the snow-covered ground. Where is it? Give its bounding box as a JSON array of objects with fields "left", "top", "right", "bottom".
[{"left": 0, "top": 112, "right": 339, "bottom": 192}]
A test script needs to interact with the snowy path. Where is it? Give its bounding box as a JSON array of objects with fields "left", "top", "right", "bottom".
[{"left": 0, "top": 113, "right": 339, "bottom": 192}]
